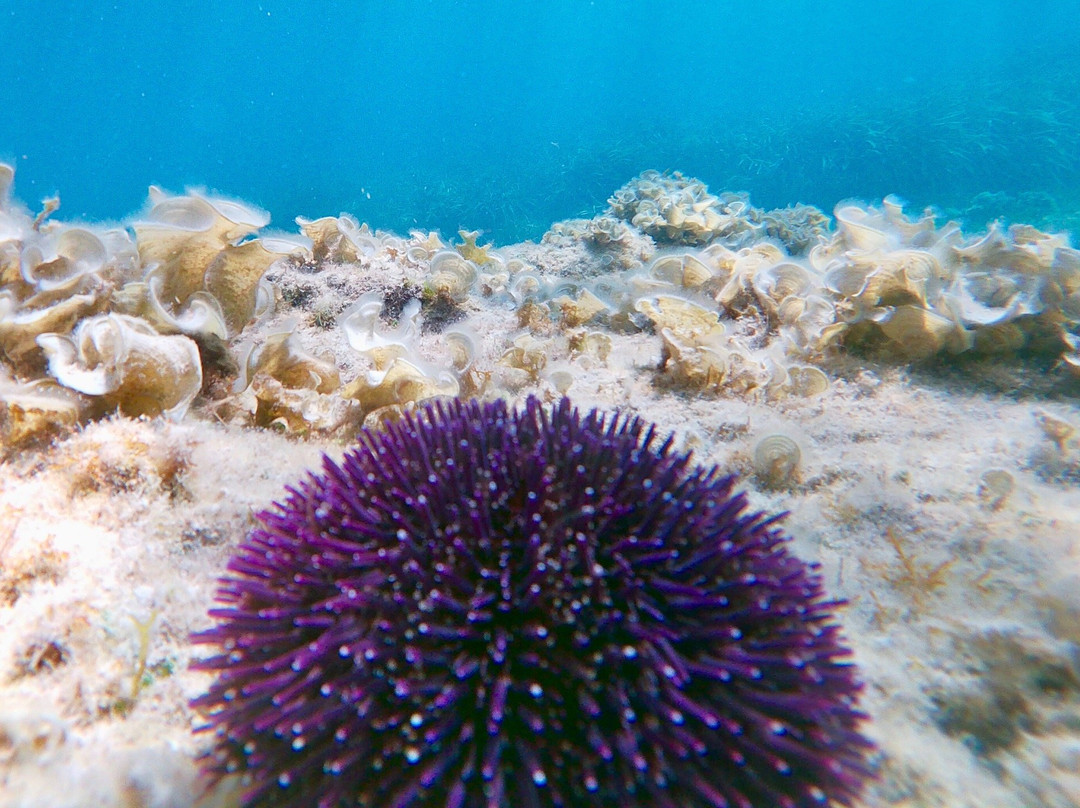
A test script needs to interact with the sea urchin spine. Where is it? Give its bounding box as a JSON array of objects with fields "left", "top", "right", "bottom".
[{"left": 191, "top": 396, "right": 873, "bottom": 808}]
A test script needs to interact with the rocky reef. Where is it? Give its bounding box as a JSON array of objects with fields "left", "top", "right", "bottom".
[{"left": 1, "top": 167, "right": 1080, "bottom": 808}]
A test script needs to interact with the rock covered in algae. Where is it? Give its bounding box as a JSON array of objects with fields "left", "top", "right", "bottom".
[{"left": 607, "top": 170, "right": 763, "bottom": 247}]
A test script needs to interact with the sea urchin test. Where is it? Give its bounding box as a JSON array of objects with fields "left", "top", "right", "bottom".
[{"left": 191, "top": 396, "right": 873, "bottom": 808}]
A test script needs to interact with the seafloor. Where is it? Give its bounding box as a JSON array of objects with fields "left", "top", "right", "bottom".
[{"left": 1, "top": 169, "right": 1079, "bottom": 807}]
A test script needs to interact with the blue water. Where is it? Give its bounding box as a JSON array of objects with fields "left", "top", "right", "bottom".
[{"left": 2, "top": 1, "right": 1078, "bottom": 243}]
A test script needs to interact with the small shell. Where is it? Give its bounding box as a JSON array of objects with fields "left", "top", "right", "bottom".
[
  {"left": 977, "top": 469, "right": 1015, "bottom": 511},
  {"left": 753, "top": 434, "right": 801, "bottom": 489}
]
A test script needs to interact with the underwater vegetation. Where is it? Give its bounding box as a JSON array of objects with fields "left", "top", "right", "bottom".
[
  {"left": 191, "top": 396, "right": 873, "bottom": 808},
  {"left": 3, "top": 158, "right": 1080, "bottom": 451}
]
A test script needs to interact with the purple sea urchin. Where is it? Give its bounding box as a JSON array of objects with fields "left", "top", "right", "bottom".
[{"left": 191, "top": 396, "right": 873, "bottom": 808}]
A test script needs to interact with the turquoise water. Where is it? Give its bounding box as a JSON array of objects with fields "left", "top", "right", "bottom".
[{"left": 2, "top": 1, "right": 1078, "bottom": 243}]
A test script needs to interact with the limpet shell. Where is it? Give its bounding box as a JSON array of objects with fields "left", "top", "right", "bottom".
[{"left": 753, "top": 434, "right": 801, "bottom": 489}]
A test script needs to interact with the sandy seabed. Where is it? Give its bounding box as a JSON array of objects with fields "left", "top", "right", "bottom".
[{"left": 1, "top": 186, "right": 1079, "bottom": 808}]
